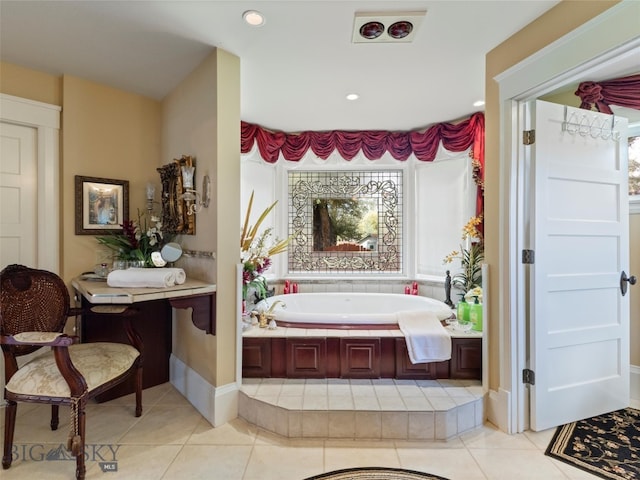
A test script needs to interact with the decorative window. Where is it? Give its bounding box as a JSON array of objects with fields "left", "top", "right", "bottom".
[{"left": 287, "top": 170, "right": 402, "bottom": 274}]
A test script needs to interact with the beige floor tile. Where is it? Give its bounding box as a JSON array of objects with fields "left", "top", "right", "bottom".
[
  {"left": 277, "top": 395, "right": 304, "bottom": 409},
  {"left": 118, "top": 405, "right": 202, "bottom": 445},
  {"left": 394, "top": 437, "right": 466, "bottom": 449},
  {"left": 353, "top": 395, "right": 380, "bottom": 410},
  {"left": 94, "top": 444, "right": 182, "bottom": 479},
  {"left": 163, "top": 445, "right": 252, "bottom": 480},
  {"left": 106, "top": 382, "right": 171, "bottom": 407},
  {"left": 85, "top": 404, "right": 143, "bottom": 444},
  {"left": 12, "top": 404, "right": 71, "bottom": 444},
  {"left": 154, "top": 387, "right": 192, "bottom": 406},
  {"left": 460, "top": 424, "right": 538, "bottom": 450},
  {"left": 243, "top": 445, "right": 324, "bottom": 480},
  {"left": 324, "top": 446, "right": 401, "bottom": 471},
  {"left": 351, "top": 384, "right": 376, "bottom": 396},
  {"left": 328, "top": 395, "right": 354, "bottom": 410},
  {"left": 397, "top": 447, "right": 488, "bottom": 479},
  {"left": 470, "top": 448, "right": 567, "bottom": 479},
  {"left": 187, "top": 418, "right": 257, "bottom": 445},
  {"left": 0, "top": 454, "right": 91, "bottom": 480},
  {"left": 523, "top": 427, "right": 558, "bottom": 450}
]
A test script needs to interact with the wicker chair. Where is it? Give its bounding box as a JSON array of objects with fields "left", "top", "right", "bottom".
[{"left": 0, "top": 264, "right": 143, "bottom": 480}]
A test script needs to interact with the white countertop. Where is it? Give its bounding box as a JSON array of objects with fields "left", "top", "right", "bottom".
[{"left": 72, "top": 276, "right": 216, "bottom": 305}]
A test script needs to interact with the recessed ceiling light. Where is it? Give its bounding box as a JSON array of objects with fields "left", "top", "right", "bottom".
[
  {"left": 346, "top": 93, "right": 359, "bottom": 101},
  {"left": 473, "top": 100, "right": 485, "bottom": 107},
  {"left": 243, "top": 10, "right": 265, "bottom": 27}
]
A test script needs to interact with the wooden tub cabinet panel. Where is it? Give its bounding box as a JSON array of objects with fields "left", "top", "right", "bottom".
[
  {"left": 242, "top": 335, "right": 481, "bottom": 380},
  {"left": 450, "top": 337, "right": 482, "bottom": 380},
  {"left": 340, "top": 338, "right": 381, "bottom": 378}
]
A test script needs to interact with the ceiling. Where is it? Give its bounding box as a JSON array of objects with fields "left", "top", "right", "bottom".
[{"left": 7, "top": 0, "right": 634, "bottom": 133}]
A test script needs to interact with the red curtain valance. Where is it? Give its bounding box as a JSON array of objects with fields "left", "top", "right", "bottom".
[
  {"left": 575, "top": 73, "right": 640, "bottom": 114},
  {"left": 241, "top": 112, "right": 485, "bottom": 217}
]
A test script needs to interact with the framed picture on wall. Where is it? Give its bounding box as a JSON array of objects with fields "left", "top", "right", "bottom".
[{"left": 75, "top": 175, "right": 129, "bottom": 235}]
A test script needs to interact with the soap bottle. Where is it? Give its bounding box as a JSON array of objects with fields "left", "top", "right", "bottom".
[
  {"left": 457, "top": 297, "right": 470, "bottom": 324},
  {"left": 470, "top": 296, "right": 483, "bottom": 331}
]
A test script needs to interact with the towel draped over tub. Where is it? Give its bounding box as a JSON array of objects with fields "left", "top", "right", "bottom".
[{"left": 397, "top": 310, "right": 451, "bottom": 364}]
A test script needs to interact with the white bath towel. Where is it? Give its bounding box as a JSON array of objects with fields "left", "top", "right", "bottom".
[
  {"left": 397, "top": 310, "right": 451, "bottom": 364},
  {"left": 107, "top": 268, "right": 176, "bottom": 288},
  {"left": 164, "top": 268, "right": 186, "bottom": 285}
]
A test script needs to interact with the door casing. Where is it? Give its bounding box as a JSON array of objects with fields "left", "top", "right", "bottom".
[
  {"left": 0, "top": 94, "right": 61, "bottom": 273},
  {"left": 492, "top": 2, "right": 640, "bottom": 433}
]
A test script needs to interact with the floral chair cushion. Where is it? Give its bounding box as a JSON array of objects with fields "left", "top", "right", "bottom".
[{"left": 6, "top": 342, "right": 140, "bottom": 398}]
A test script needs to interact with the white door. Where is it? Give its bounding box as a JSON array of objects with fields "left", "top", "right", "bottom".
[
  {"left": 0, "top": 121, "right": 38, "bottom": 268},
  {"left": 528, "top": 100, "right": 630, "bottom": 431}
]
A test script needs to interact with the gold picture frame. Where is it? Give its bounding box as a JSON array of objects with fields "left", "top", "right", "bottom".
[
  {"left": 157, "top": 155, "right": 196, "bottom": 235},
  {"left": 75, "top": 175, "right": 129, "bottom": 235}
]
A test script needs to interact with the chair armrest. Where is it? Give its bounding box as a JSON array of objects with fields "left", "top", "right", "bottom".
[
  {"left": 68, "top": 307, "right": 85, "bottom": 317},
  {"left": 1, "top": 332, "right": 77, "bottom": 347}
]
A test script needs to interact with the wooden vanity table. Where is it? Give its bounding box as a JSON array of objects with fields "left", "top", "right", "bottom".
[{"left": 72, "top": 277, "right": 216, "bottom": 401}]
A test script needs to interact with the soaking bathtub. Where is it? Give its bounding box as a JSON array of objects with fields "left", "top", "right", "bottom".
[
  {"left": 243, "top": 292, "right": 481, "bottom": 380},
  {"left": 261, "top": 292, "right": 453, "bottom": 329}
]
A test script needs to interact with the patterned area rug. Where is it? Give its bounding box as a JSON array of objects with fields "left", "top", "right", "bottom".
[
  {"left": 304, "top": 467, "right": 449, "bottom": 480},
  {"left": 545, "top": 408, "right": 640, "bottom": 479}
]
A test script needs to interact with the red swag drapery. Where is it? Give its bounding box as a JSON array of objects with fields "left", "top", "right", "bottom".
[
  {"left": 241, "top": 112, "right": 485, "bottom": 217},
  {"left": 575, "top": 73, "right": 640, "bottom": 114}
]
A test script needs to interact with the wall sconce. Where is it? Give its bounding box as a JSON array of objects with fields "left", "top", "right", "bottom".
[{"left": 180, "top": 165, "right": 210, "bottom": 215}]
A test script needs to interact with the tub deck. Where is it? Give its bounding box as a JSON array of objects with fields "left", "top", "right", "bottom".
[{"left": 242, "top": 325, "right": 482, "bottom": 381}]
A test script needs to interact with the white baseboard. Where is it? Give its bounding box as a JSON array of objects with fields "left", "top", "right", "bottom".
[
  {"left": 631, "top": 365, "right": 640, "bottom": 401},
  {"left": 170, "top": 354, "right": 238, "bottom": 427},
  {"left": 486, "top": 388, "right": 511, "bottom": 433}
]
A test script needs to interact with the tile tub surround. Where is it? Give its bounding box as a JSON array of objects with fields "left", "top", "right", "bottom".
[
  {"left": 239, "top": 377, "right": 484, "bottom": 441},
  {"left": 270, "top": 279, "right": 450, "bottom": 300}
]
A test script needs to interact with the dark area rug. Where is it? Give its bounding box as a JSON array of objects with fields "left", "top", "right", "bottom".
[
  {"left": 545, "top": 407, "right": 640, "bottom": 479},
  {"left": 304, "top": 467, "right": 449, "bottom": 480}
]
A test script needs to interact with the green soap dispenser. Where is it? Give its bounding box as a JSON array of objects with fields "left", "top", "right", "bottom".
[
  {"left": 457, "top": 297, "right": 470, "bottom": 324},
  {"left": 470, "top": 296, "right": 483, "bottom": 331}
]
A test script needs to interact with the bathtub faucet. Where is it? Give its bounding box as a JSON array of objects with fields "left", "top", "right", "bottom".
[
  {"left": 253, "top": 300, "right": 286, "bottom": 328},
  {"left": 266, "top": 300, "right": 286, "bottom": 315}
]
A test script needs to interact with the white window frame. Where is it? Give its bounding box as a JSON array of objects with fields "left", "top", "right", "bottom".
[
  {"left": 241, "top": 145, "right": 477, "bottom": 283},
  {"left": 629, "top": 123, "right": 640, "bottom": 215}
]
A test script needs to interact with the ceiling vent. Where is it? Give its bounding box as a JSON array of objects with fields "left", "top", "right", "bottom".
[{"left": 352, "top": 11, "right": 426, "bottom": 44}]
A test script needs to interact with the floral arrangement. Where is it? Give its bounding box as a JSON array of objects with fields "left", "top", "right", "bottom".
[
  {"left": 97, "top": 210, "right": 167, "bottom": 267},
  {"left": 443, "top": 215, "right": 484, "bottom": 294},
  {"left": 464, "top": 286, "right": 483, "bottom": 303},
  {"left": 241, "top": 191, "right": 289, "bottom": 302}
]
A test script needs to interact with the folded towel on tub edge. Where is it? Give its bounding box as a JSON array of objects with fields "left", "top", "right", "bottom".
[{"left": 397, "top": 310, "right": 452, "bottom": 364}]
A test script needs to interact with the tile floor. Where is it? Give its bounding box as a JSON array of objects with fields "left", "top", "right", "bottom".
[
  {"left": 239, "top": 378, "right": 484, "bottom": 440},
  {"left": 1, "top": 382, "right": 630, "bottom": 480}
]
